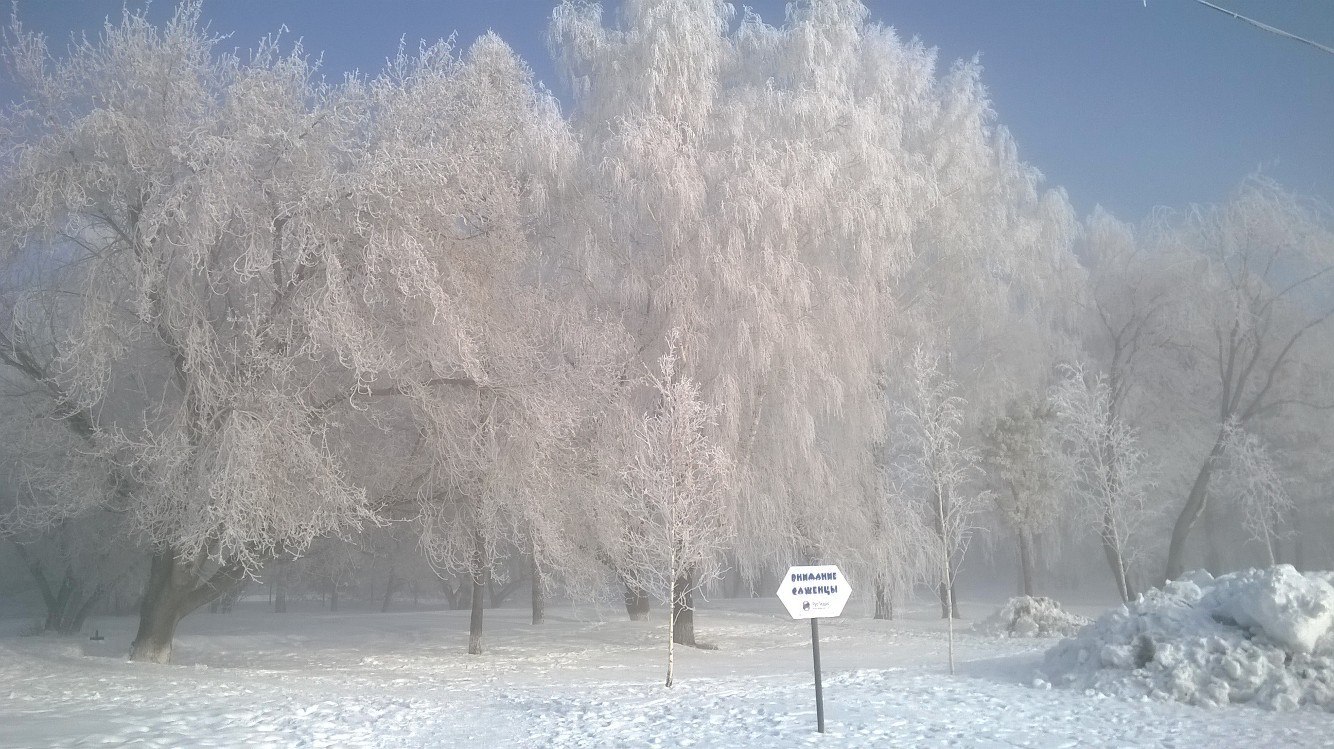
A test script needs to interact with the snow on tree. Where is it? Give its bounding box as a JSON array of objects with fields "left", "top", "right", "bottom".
[
  {"left": 983, "top": 394, "right": 1069, "bottom": 597},
  {"left": 1215, "top": 419, "right": 1292, "bottom": 566},
  {"left": 550, "top": 0, "right": 856, "bottom": 594},
  {"left": 896, "top": 348, "right": 990, "bottom": 674},
  {"left": 1050, "top": 363, "right": 1154, "bottom": 603},
  {"left": 1076, "top": 207, "right": 1186, "bottom": 422},
  {"left": 1158, "top": 179, "right": 1334, "bottom": 581},
  {"left": 548, "top": 2, "right": 1081, "bottom": 636},
  {"left": 0, "top": 6, "right": 372, "bottom": 661},
  {"left": 618, "top": 339, "right": 733, "bottom": 686},
  {"left": 863, "top": 468, "right": 934, "bottom": 620},
  {"left": 1264, "top": 405, "right": 1334, "bottom": 570},
  {"left": 0, "top": 6, "right": 581, "bottom": 663},
  {"left": 337, "top": 32, "right": 621, "bottom": 655}
]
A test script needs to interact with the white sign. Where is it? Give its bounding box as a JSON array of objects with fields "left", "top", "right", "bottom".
[{"left": 777, "top": 564, "right": 851, "bottom": 619}]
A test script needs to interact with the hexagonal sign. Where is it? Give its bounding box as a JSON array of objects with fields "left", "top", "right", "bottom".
[{"left": 777, "top": 564, "right": 851, "bottom": 619}]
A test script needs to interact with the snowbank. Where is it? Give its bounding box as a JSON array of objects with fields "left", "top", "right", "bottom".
[
  {"left": 978, "top": 596, "right": 1090, "bottom": 638},
  {"left": 1041, "top": 566, "right": 1334, "bottom": 711}
]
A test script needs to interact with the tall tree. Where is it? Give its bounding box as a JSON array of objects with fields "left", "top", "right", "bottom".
[
  {"left": 0, "top": 8, "right": 575, "bottom": 662},
  {"left": 983, "top": 395, "right": 1068, "bottom": 596},
  {"left": 1160, "top": 179, "right": 1334, "bottom": 580},
  {"left": 1050, "top": 364, "right": 1153, "bottom": 602},
  {"left": 1, "top": 6, "right": 368, "bottom": 661}
]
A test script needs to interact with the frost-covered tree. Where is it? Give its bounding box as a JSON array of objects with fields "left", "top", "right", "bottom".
[
  {"left": 1050, "top": 364, "right": 1153, "bottom": 602},
  {"left": 0, "top": 7, "right": 372, "bottom": 660},
  {"left": 326, "top": 11, "right": 628, "bottom": 647},
  {"left": 300, "top": 537, "right": 364, "bottom": 612},
  {"left": 1076, "top": 208, "right": 1186, "bottom": 422},
  {"left": 0, "top": 6, "right": 579, "bottom": 663},
  {"left": 619, "top": 342, "right": 732, "bottom": 686},
  {"left": 864, "top": 470, "right": 934, "bottom": 620},
  {"left": 549, "top": 1, "right": 1080, "bottom": 623},
  {"left": 550, "top": 0, "right": 873, "bottom": 588},
  {"left": 2, "top": 510, "right": 138, "bottom": 634},
  {"left": 983, "top": 395, "right": 1068, "bottom": 596},
  {"left": 1215, "top": 419, "right": 1291, "bottom": 566},
  {"left": 1158, "top": 179, "right": 1334, "bottom": 580},
  {"left": 897, "top": 349, "right": 989, "bottom": 674}
]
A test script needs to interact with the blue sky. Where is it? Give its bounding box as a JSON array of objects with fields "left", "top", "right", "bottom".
[{"left": 6, "top": 1, "right": 1332, "bottom": 222}]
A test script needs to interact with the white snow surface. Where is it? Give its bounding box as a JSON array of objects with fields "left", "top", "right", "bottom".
[
  {"left": 1043, "top": 566, "right": 1334, "bottom": 711},
  {"left": 2, "top": 594, "right": 1332, "bottom": 747},
  {"left": 977, "top": 596, "right": 1090, "bottom": 638}
]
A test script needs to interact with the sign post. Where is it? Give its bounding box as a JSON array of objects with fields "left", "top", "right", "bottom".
[
  {"left": 776, "top": 564, "right": 851, "bottom": 734},
  {"left": 810, "top": 617, "right": 824, "bottom": 732}
]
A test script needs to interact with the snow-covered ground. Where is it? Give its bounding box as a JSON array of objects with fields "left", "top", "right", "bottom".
[{"left": 2, "top": 595, "right": 1331, "bottom": 748}]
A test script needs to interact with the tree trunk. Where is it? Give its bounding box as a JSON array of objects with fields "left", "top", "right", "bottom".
[
  {"left": 15, "top": 536, "right": 120, "bottom": 632},
  {"left": 1102, "top": 538, "right": 1134, "bottom": 603},
  {"left": 1202, "top": 499, "right": 1223, "bottom": 574},
  {"left": 1291, "top": 506, "right": 1308, "bottom": 570},
  {"left": 380, "top": 563, "right": 396, "bottom": 613},
  {"left": 468, "top": 536, "right": 486, "bottom": 655},
  {"left": 873, "top": 582, "right": 893, "bottom": 620},
  {"left": 440, "top": 579, "right": 459, "bottom": 610},
  {"left": 1100, "top": 511, "right": 1134, "bottom": 603},
  {"left": 1165, "top": 434, "right": 1225, "bottom": 581},
  {"left": 468, "top": 575, "right": 485, "bottom": 655},
  {"left": 625, "top": 582, "right": 651, "bottom": 621},
  {"left": 530, "top": 553, "right": 544, "bottom": 625},
  {"left": 273, "top": 561, "right": 288, "bottom": 614},
  {"left": 665, "top": 585, "right": 677, "bottom": 688},
  {"left": 937, "top": 580, "right": 960, "bottom": 619},
  {"left": 671, "top": 572, "right": 696, "bottom": 647},
  {"left": 1018, "top": 530, "right": 1036, "bottom": 597},
  {"left": 68, "top": 586, "right": 104, "bottom": 634},
  {"left": 728, "top": 568, "right": 746, "bottom": 598},
  {"left": 944, "top": 579, "right": 956, "bottom": 675},
  {"left": 329, "top": 580, "right": 339, "bottom": 612},
  {"left": 932, "top": 488, "right": 960, "bottom": 620},
  {"left": 47, "top": 573, "right": 75, "bottom": 632},
  {"left": 129, "top": 547, "right": 245, "bottom": 664},
  {"left": 131, "top": 581, "right": 183, "bottom": 664},
  {"left": 12, "top": 544, "right": 82, "bottom": 634}
]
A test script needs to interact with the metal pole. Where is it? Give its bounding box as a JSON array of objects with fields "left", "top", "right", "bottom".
[{"left": 811, "top": 617, "right": 825, "bottom": 733}]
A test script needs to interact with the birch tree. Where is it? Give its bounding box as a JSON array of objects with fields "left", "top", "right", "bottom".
[
  {"left": 620, "top": 342, "right": 732, "bottom": 686},
  {"left": 1215, "top": 419, "right": 1292, "bottom": 566},
  {"left": 1050, "top": 364, "right": 1153, "bottom": 602},
  {"left": 897, "top": 349, "right": 989, "bottom": 674}
]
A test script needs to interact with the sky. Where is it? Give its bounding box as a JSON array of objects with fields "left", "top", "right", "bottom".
[{"left": 4, "top": 1, "right": 1332, "bottom": 223}]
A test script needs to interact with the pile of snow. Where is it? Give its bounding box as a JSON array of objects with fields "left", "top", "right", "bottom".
[
  {"left": 1042, "top": 566, "right": 1334, "bottom": 711},
  {"left": 978, "top": 596, "right": 1090, "bottom": 638}
]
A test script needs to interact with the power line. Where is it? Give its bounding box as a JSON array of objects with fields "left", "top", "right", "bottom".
[{"left": 1193, "top": 0, "right": 1334, "bottom": 57}]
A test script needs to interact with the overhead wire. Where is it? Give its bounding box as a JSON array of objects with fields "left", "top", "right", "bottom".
[{"left": 1192, "top": 0, "right": 1334, "bottom": 57}]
